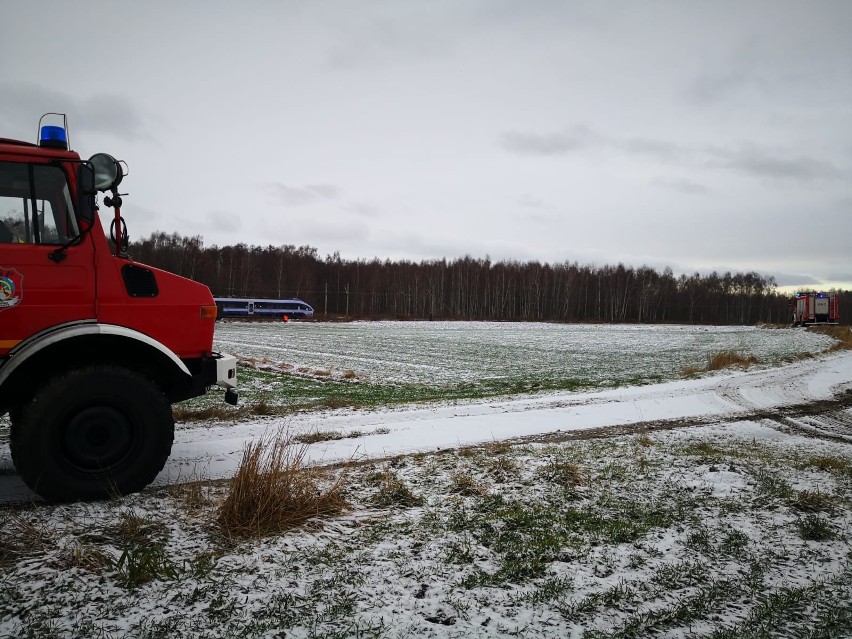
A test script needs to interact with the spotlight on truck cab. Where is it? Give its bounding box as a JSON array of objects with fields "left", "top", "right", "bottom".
[{"left": 89, "top": 152, "right": 125, "bottom": 191}]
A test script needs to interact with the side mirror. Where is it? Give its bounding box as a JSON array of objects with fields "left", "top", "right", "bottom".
[
  {"left": 88, "top": 153, "right": 124, "bottom": 192},
  {"left": 77, "top": 163, "right": 96, "bottom": 223}
]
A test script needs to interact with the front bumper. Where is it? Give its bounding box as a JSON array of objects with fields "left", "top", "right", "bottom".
[
  {"left": 215, "top": 352, "right": 239, "bottom": 405},
  {"left": 173, "top": 352, "right": 238, "bottom": 405},
  {"left": 215, "top": 352, "right": 237, "bottom": 390}
]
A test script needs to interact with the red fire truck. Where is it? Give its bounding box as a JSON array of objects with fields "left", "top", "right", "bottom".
[
  {"left": 790, "top": 291, "right": 840, "bottom": 326},
  {"left": 0, "top": 115, "right": 237, "bottom": 501}
]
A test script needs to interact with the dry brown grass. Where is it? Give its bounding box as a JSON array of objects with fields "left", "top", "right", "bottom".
[
  {"left": 294, "top": 430, "right": 347, "bottom": 444},
  {"left": 58, "top": 542, "right": 115, "bottom": 573},
  {"left": 706, "top": 350, "right": 759, "bottom": 370},
  {"left": 343, "top": 369, "right": 359, "bottom": 380},
  {"left": 174, "top": 399, "right": 284, "bottom": 422},
  {"left": 172, "top": 405, "right": 242, "bottom": 422},
  {"left": 250, "top": 399, "right": 276, "bottom": 416},
  {"left": 485, "top": 456, "right": 519, "bottom": 483},
  {"left": 537, "top": 460, "right": 587, "bottom": 487},
  {"left": 239, "top": 356, "right": 272, "bottom": 367},
  {"left": 370, "top": 469, "right": 424, "bottom": 508},
  {"left": 684, "top": 350, "right": 759, "bottom": 376},
  {"left": 167, "top": 481, "right": 217, "bottom": 515},
  {"left": 799, "top": 455, "right": 852, "bottom": 475},
  {"left": 108, "top": 509, "right": 169, "bottom": 546},
  {"left": 217, "top": 429, "right": 348, "bottom": 540},
  {"left": 0, "top": 514, "right": 56, "bottom": 566},
  {"left": 808, "top": 325, "right": 852, "bottom": 351},
  {"left": 634, "top": 434, "right": 655, "bottom": 448},
  {"left": 449, "top": 472, "right": 488, "bottom": 496},
  {"left": 485, "top": 441, "right": 512, "bottom": 456},
  {"left": 789, "top": 489, "right": 837, "bottom": 514},
  {"left": 321, "top": 397, "right": 359, "bottom": 410}
]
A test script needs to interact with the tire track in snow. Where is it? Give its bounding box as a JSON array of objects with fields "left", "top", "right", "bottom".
[{"left": 710, "top": 357, "right": 852, "bottom": 443}]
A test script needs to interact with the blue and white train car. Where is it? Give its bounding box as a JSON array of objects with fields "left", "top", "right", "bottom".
[{"left": 214, "top": 297, "right": 315, "bottom": 320}]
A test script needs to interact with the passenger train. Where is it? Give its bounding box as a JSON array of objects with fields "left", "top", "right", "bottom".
[{"left": 214, "top": 297, "right": 315, "bottom": 320}]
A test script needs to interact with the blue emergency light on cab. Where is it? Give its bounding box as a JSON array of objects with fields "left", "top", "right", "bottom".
[{"left": 39, "top": 125, "right": 68, "bottom": 150}]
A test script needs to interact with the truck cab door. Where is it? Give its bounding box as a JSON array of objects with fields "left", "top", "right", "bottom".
[{"left": 0, "top": 161, "right": 96, "bottom": 356}]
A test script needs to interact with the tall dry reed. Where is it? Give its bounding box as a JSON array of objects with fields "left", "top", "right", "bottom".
[{"left": 217, "top": 429, "right": 348, "bottom": 540}]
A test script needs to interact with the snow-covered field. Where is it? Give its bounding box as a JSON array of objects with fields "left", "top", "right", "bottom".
[
  {"left": 1, "top": 323, "right": 851, "bottom": 637},
  {"left": 213, "top": 321, "right": 833, "bottom": 386}
]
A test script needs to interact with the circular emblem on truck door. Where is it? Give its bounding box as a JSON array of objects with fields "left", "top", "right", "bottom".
[{"left": 0, "top": 268, "right": 23, "bottom": 310}]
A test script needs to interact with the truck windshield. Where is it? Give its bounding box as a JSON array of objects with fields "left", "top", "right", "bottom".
[{"left": 0, "top": 161, "right": 79, "bottom": 245}]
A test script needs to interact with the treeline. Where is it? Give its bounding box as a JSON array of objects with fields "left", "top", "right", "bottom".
[{"left": 129, "top": 231, "right": 850, "bottom": 325}]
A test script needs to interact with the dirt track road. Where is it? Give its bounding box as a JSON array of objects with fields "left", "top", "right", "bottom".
[{"left": 2, "top": 352, "right": 851, "bottom": 505}]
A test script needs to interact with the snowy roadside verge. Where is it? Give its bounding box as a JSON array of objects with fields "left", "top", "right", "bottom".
[
  {"left": 0, "top": 352, "right": 851, "bottom": 636},
  {"left": 155, "top": 350, "right": 852, "bottom": 489},
  {"left": 1, "top": 418, "right": 851, "bottom": 638}
]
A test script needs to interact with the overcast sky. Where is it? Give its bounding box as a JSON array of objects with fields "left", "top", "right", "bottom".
[{"left": 2, "top": 1, "right": 851, "bottom": 289}]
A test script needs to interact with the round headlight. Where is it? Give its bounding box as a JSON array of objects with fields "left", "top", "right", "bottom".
[{"left": 89, "top": 153, "right": 123, "bottom": 191}]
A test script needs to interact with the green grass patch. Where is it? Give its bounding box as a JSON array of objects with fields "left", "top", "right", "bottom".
[
  {"left": 370, "top": 471, "right": 424, "bottom": 508},
  {"left": 797, "top": 454, "right": 852, "bottom": 476},
  {"left": 789, "top": 489, "right": 838, "bottom": 514},
  {"left": 797, "top": 513, "right": 836, "bottom": 541},
  {"left": 174, "top": 363, "right": 677, "bottom": 422}
]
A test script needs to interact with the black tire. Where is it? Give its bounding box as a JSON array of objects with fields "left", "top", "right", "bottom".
[
  {"left": 10, "top": 366, "right": 174, "bottom": 502},
  {"left": 8, "top": 404, "right": 23, "bottom": 428}
]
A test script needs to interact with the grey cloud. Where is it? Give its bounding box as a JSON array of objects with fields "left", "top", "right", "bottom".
[
  {"left": 684, "top": 70, "right": 753, "bottom": 105},
  {"left": 706, "top": 146, "right": 840, "bottom": 182},
  {"left": 500, "top": 126, "right": 598, "bottom": 156},
  {"left": 464, "top": 1, "right": 606, "bottom": 31},
  {"left": 525, "top": 212, "right": 562, "bottom": 226},
  {"left": 344, "top": 202, "right": 381, "bottom": 218},
  {"left": 681, "top": 37, "right": 776, "bottom": 106},
  {"left": 501, "top": 124, "right": 841, "bottom": 184},
  {"left": 502, "top": 126, "right": 687, "bottom": 162},
  {"left": 774, "top": 273, "right": 822, "bottom": 287},
  {"left": 515, "top": 195, "right": 562, "bottom": 225},
  {"left": 516, "top": 193, "right": 550, "bottom": 209},
  {"left": 266, "top": 183, "right": 342, "bottom": 206},
  {"left": 826, "top": 272, "right": 852, "bottom": 283},
  {"left": 653, "top": 178, "right": 710, "bottom": 195},
  {"left": 619, "top": 138, "right": 689, "bottom": 163},
  {"left": 0, "top": 82, "right": 150, "bottom": 141},
  {"left": 325, "top": 15, "right": 451, "bottom": 70},
  {"left": 76, "top": 94, "right": 150, "bottom": 140},
  {"left": 125, "top": 203, "right": 161, "bottom": 222},
  {"left": 206, "top": 210, "right": 241, "bottom": 234},
  {"left": 323, "top": 1, "right": 607, "bottom": 72},
  {"left": 289, "top": 217, "right": 368, "bottom": 243}
]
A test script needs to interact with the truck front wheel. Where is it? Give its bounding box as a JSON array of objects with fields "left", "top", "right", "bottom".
[{"left": 10, "top": 366, "right": 174, "bottom": 502}]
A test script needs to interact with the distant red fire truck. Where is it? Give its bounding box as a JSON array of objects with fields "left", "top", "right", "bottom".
[{"left": 790, "top": 291, "right": 840, "bottom": 326}]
